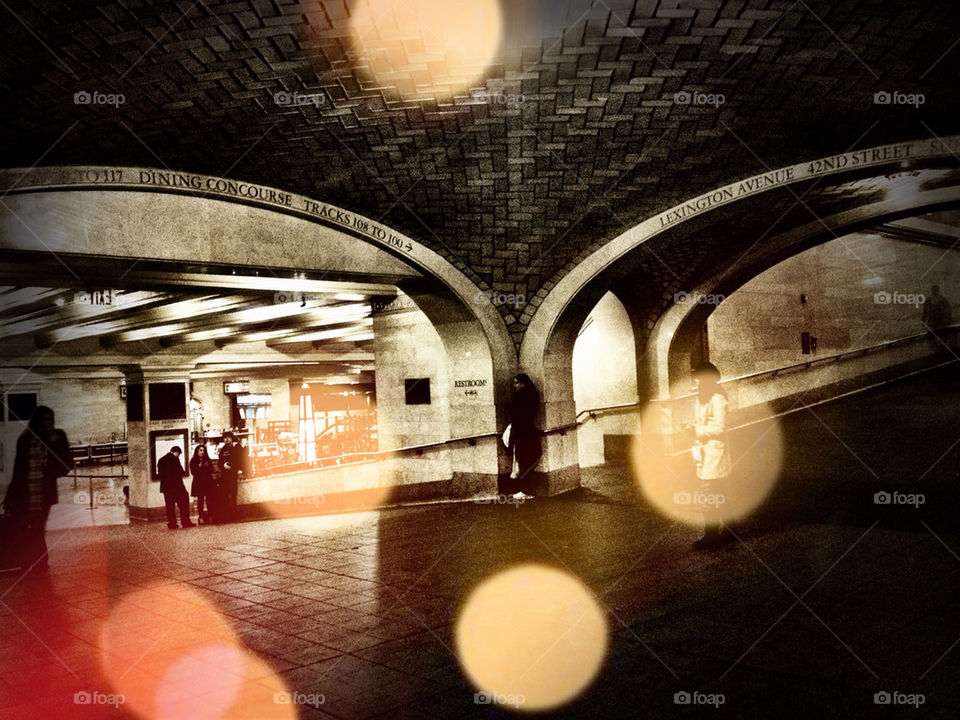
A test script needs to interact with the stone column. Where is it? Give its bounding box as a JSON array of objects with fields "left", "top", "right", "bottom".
[
  {"left": 124, "top": 366, "right": 192, "bottom": 521},
  {"left": 535, "top": 347, "right": 581, "bottom": 495},
  {"left": 372, "top": 289, "right": 507, "bottom": 501},
  {"left": 371, "top": 297, "right": 453, "bottom": 498}
]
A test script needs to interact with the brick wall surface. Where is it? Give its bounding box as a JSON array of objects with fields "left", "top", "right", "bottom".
[{"left": 1, "top": 0, "right": 958, "bottom": 346}]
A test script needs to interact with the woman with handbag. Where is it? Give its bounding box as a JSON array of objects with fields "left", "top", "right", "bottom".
[{"left": 502, "top": 374, "right": 543, "bottom": 500}]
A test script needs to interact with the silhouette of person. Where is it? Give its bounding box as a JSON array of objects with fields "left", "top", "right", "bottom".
[
  {"left": 921, "top": 285, "right": 953, "bottom": 329},
  {"left": 921, "top": 285, "right": 954, "bottom": 358},
  {"left": 691, "top": 363, "right": 733, "bottom": 550},
  {"left": 502, "top": 373, "right": 542, "bottom": 500},
  {"left": 217, "top": 432, "right": 247, "bottom": 521},
  {"left": 158, "top": 446, "right": 193, "bottom": 530},
  {"left": 189, "top": 444, "right": 215, "bottom": 524},
  {"left": 2, "top": 406, "right": 73, "bottom": 571}
]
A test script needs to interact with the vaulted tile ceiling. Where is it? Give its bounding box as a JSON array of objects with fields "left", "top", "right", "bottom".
[{"left": 1, "top": 0, "right": 958, "bottom": 312}]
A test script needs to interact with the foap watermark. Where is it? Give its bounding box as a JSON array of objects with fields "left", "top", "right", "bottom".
[
  {"left": 874, "top": 290, "right": 925, "bottom": 308},
  {"left": 74, "top": 691, "right": 125, "bottom": 708},
  {"left": 274, "top": 495, "right": 327, "bottom": 509},
  {"left": 274, "top": 291, "right": 322, "bottom": 305},
  {"left": 471, "top": 90, "right": 525, "bottom": 107},
  {"left": 874, "top": 491, "right": 925, "bottom": 508},
  {"left": 674, "top": 290, "right": 725, "bottom": 306},
  {"left": 274, "top": 90, "right": 325, "bottom": 108},
  {"left": 874, "top": 690, "right": 925, "bottom": 708},
  {"left": 74, "top": 289, "right": 127, "bottom": 307},
  {"left": 674, "top": 90, "right": 725, "bottom": 107},
  {"left": 74, "top": 90, "right": 125, "bottom": 107},
  {"left": 474, "top": 691, "right": 525, "bottom": 708},
  {"left": 472, "top": 492, "right": 526, "bottom": 508},
  {"left": 674, "top": 491, "right": 725, "bottom": 509},
  {"left": 874, "top": 91, "right": 925, "bottom": 108},
  {"left": 74, "top": 491, "right": 126, "bottom": 507},
  {"left": 274, "top": 691, "right": 325, "bottom": 708},
  {"left": 475, "top": 290, "right": 526, "bottom": 310},
  {"left": 674, "top": 690, "right": 725, "bottom": 708}
]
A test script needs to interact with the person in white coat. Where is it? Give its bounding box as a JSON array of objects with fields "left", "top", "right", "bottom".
[{"left": 691, "top": 362, "right": 733, "bottom": 550}]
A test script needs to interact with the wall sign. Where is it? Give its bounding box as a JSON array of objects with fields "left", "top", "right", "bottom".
[
  {"left": 453, "top": 379, "right": 488, "bottom": 388},
  {"left": 653, "top": 140, "right": 930, "bottom": 231},
  {"left": 75, "top": 289, "right": 117, "bottom": 306},
  {"left": 149, "top": 429, "right": 190, "bottom": 481},
  {"left": 0, "top": 167, "right": 422, "bottom": 257},
  {"left": 404, "top": 378, "right": 431, "bottom": 405}
]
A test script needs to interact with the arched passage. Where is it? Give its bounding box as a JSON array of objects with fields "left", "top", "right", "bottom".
[
  {"left": 0, "top": 167, "right": 517, "bottom": 513},
  {"left": 522, "top": 137, "right": 960, "bottom": 494},
  {"left": 647, "top": 183, "right": 960, "bottom": 400},
  {"left": 571, "top": 292, "right": 638, "bottom": 468}
]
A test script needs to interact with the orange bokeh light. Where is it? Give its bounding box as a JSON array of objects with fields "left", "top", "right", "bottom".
[
  {"left": 98, "top": 583, "right": 295, "bottom": 720},
  {"left": 630, "top": 401, "right": 783, "bottom": 526},
  {"left": 350, "top": 0, "right": 503, "bottom": 98},
  {"left": 455, "top": 564, "right": 608, "bottom": 712}
]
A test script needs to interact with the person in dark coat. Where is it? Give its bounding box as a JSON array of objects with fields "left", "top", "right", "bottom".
[
  {"left": 217, "top": 433, "right": 246, "bottom": 522},
  {"left": 503, "top": 373, "right": 542, "bottom": 499},
  {"left": 189, "top": 445, "right": 215, "bottom": 524},
  {"left": 158, "top": 446, "right": 193, "bottom": 530},
  {"left": 2, "top": 405, "right": 73, "bottom": 571}
]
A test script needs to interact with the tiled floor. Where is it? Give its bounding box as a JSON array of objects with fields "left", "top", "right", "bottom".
[{"left": 2, "top": 367, "right": 959, "bottom": 718}]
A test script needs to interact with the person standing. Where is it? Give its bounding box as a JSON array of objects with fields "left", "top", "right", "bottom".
[
  {"left": 2, "top": 406, "right": 73, "bottom": 571},
  {"left": 691, "top": 362, "right": 733, "bottom": 550},
  {"left": 921, "top": 285, "right": 953, "bottom": 358},
  {"left": 217, "top": 432, "right": 245, "bottom": 522},
  {"left": 158, "top": 446, "right": 193, "bottom": 530},
  {"left": 921, "top": 284, "right": 953, "bottom": 329},
  {"left": 503, "top": 374, "right": 542, "bottom": 500},
  {"left": 189, "top": 445, "right": 215, "bottom": 524}
]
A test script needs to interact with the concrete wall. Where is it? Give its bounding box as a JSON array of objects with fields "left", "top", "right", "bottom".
[
  {"left": 5, "top": 375, "right": 126, "bottom": 445},
  {"left": 239, "top": 461, "right": 382, "bottom": 509},
  {"left": 708, "top": 234, "right": 960, "bottom": 377},
  {"left": 372, "top": 295, "right": 453, "bottom": 488},
  {"left": 571, "top": 292, "right": 638, "bottom": 466},
  {"left": 0, "top": 371, "right": 127, "bottom": 490},
  {"left": 191, "top": 376, "right": 291, "bottom": 433}
]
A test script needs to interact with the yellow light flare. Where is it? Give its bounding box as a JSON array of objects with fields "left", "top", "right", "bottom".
[
  {"left": 349, "top": 0, "right": 503, "bottom": 98},
  {"left": 630, "top": 400, "right": 783, "bottom": 526},
  {"left": 455, "top": 564, "right": 608, "bottom": 712},
  {"left": 98, "top": 583, "right": 297, "bottom": 720}
]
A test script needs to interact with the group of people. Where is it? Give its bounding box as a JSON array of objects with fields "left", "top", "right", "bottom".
[
  {"left": 0, "top": 370, "right": 735, "bottom": 568},
  {"left": 157, "top": 432, "right": 249, "bottom": 529}
]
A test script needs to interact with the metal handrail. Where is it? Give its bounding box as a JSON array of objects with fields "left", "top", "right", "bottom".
[
  {"left": 665, "top": 323, "right": 960, "bottom": 402},
  {"left": 243, "top": 324, "right": 959, "bottom": 471},
  {"left": 246, "top": 431, "right": 503, "bottom": 476},
  {"left": 576, "top": 401, "right": 640, "bottom": 421},
  {"left": 662, "top": 357, "right": 958, "bottom": 457}
]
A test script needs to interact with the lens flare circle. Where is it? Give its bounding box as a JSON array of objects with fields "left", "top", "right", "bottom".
[
  {"left": 350, "top": 0, "right": 502, "bottom": 98},
  {"left": 155, "top": 643, "right": 246, "bottom": 720},
  {"left": 455, "top": 564, "right": 607, "bottom": 712},
  {"left": 630, "top": 401, "right": 783, "bottom": 526},
  {"left": 98, "top": 583, "right": 297, "bottom": 720}
]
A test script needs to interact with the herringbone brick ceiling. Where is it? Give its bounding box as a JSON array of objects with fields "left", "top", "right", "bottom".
[{"left": 1, "top": 0, "right": 958, "bottom": 303}]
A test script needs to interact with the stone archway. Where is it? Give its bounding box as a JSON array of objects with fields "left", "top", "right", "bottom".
[
  {"left": 0, "top": 166, "right": 517, "bottom": 500},
  {"left": 520, "top": 137, "right": 960, "bottom": 494},
  {"left": 647, "top": 184, "right": 960, "bottom": 400}
]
